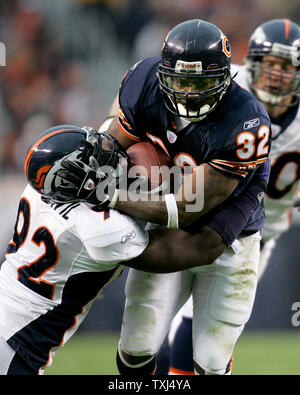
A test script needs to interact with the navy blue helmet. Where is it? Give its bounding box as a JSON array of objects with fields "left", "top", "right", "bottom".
[
  {"left": 25, "top": 125, "right": 127, "bottom": 202},
  {"left": 158, "top": 19, "right": 232, "bottom": 121}
]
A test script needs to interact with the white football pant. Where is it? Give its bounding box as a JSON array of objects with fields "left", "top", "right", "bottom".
[{"left": 120, "top": 232, "right": 261, "bottom": 375}]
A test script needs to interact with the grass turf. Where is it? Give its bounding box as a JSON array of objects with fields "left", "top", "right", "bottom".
[{"left": 45, "top": 330, "right": 300, "bottom": 375}]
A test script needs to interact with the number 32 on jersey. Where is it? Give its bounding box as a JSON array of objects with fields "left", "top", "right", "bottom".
[{"left": 236, "top": 125, "right": 270, "bottom": 160}]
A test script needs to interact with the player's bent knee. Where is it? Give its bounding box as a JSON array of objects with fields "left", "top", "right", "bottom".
[
  {"left": 193, "top": 322, "right": 241, "bottom": 375},
  {"left": 121, "top": 304, "right": 161, "bottom": 356}
]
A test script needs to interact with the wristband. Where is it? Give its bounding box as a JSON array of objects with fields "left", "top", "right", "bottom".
[
  {"left": 165, "top": 193, "right": 179, "bottom": 229},
  {"left": 108, "top": 188, "right": 120, "bottom": 209}
]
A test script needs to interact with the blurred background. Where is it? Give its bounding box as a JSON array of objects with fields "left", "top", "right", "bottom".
[{"left": 0, "top": 0, "right": 300, "bottom": 351}]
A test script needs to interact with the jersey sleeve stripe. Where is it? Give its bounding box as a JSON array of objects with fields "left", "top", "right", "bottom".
[
  {"left": 119, "top": 108, "right": 133, "bottom": 131},
  {"left": 209, "top": 162, "right": 248, "bottom": 177},
  {"left": 118, "top": 107, "right": 141, "bottom": 141},
  {"left": 118, "top": 119, "right": 141, "bottom": 142},
  {"left": 211, "top": 157, "right": 268, "bottom": 168}
]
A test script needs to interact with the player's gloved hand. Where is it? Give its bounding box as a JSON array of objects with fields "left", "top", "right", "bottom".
[
  {"left": 55, "top": 128, "right": 129, "bottom": 208},
  {"left": 56, "top": 153, "right": 126, "bottom": 208},
  {"left": 55, "top": 154, "right": 102, "bottom": 205}
]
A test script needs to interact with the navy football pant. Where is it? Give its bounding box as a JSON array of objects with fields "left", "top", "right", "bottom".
[{"left": 156, "top": 317, "right": 194, "bottom": 375}]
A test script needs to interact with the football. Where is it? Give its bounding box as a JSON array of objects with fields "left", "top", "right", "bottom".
[{"left": 126, "top": 141, "right": 173, "bottom": 191}]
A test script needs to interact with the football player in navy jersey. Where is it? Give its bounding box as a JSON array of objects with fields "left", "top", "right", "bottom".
[
  {"left": 156, "top": 18, "right": 300, "bottom": 375},
  {"left": 57, "top": 19, "right": 272, "bottom": 375}
]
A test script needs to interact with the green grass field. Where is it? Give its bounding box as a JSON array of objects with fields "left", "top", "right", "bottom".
[{"left": 45, "top": 330, "right": 300, "bottom": 375}]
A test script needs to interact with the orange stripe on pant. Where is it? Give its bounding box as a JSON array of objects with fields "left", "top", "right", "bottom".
[{"left": 169, "top": 366, "right": 195, "bottom": 375}]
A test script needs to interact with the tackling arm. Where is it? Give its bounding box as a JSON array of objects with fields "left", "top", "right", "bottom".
[
  {"left": 126, "top": 226, "right": 226, "bottom": 273},
  {"left": 125, "top": 177, "right": 264, "bottom": 273}
]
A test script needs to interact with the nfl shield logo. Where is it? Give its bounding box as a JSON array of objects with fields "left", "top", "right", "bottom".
[
  {"left": 84, "top": 179, "right": 95, "bottom": 190},
  {"left": 167, "top": 130, "right": 177, "bottom": 143}
]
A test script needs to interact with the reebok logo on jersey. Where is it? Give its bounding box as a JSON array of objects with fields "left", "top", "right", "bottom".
[
  {"left": 121, "top": 230, "right": 136, "bottom": 243},
  {"left": 243, "top": 118, "right": 260, "bottom": 130}
]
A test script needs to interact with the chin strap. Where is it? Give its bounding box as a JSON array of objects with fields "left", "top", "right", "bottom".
[
  {"left": 177, "top": 103, "right": 211, "bottom": 121},
  {"left": 254, "top": 87, "right": 287, "bottom": 105}
]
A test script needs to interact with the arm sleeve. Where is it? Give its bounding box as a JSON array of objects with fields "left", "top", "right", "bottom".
[
  {"left": 208, "top": 115, "right": 271, "bottom": 179},
  {"left": 118, "top": 58, "right": 160, "bottom": 142},
  {"left": 76, "top": 207, "right": 149, "bottom": 263},
  {"left": 84, "top": 234, "right": 149, "bottom": 263},
  {"left": 117, "top": 62, "right": 144, "bottom": 142},
  {"left": 206, "top": 181, "right": 265, "bottom": 247}
]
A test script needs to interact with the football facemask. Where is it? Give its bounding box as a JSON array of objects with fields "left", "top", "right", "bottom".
[
  {"left": 158, "top": 66, "right": 230, "bottom": 121},
  {"left": 246, "top": 59, "right": 300, "bottom": 106}
]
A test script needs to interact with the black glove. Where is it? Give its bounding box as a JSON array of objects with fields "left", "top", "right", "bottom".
[
  {"left": 56, "top": 152, "right": 127, "bottom": 208},
  {"left": 56, "top": 157, "right": 102, "bottom": 205},
  {"left": 54, "top": 128, "right": 129, "bottom": 208}
]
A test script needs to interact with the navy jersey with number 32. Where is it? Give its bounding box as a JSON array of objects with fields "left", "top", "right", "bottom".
[{"left": 118, "top": 57, "right": 271, "bottom": 239}]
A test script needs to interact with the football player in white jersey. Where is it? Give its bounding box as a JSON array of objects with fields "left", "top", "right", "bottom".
[
  {"left": 0, "top": 124, "right": 229, "bottom": 375},
  {"left": 157, "top": 18, "right": 300, "bottom": 375},
  {"left": 237, "top": 18, "right": 300, "bottom": 277}
]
